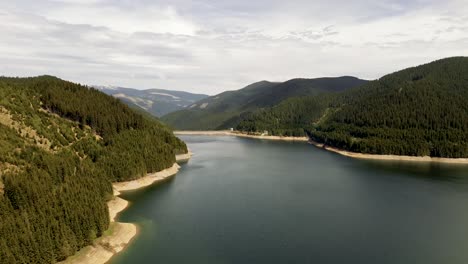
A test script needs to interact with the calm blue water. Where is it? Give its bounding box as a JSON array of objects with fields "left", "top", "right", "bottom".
[{"left": 112, "top": 135, "right": 468, "bottom": 264}]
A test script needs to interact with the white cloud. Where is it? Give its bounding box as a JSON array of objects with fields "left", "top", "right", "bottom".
[
  {"left": 45, "top": 5, "right": 198, "bottom": 35},
  {"left": 0, "top": 0, "right": 467, "bottom": 94}
]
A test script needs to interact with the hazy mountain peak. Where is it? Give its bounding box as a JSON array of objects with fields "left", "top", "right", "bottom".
[{"left": 95, "top": 86, "right": 209, "bottom": 117}]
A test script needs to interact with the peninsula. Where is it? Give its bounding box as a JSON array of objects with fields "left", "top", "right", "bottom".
[{"left": 60, "top": 153, "right": 192, "bottom": 264}]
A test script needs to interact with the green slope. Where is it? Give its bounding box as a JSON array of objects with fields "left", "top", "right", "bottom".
[
  {"left": 161, "top": 77, "right": 367, "bottom": 130},
  {"left": 238, "top": 57, "right": 468, "bottom": 158},
  {"left": 0, "top": 76, "right": 187, "bottom": 263},
  {"left": 237, "top": 94, "right": 335, "bottom": 136}
]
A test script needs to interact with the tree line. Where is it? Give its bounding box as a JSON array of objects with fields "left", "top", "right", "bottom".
[
  {"left": 237, "top": 57, "right": 468, "bottom": 158},
  {"left": 0, "top": 76, "right": 187, "bottom": 263}
]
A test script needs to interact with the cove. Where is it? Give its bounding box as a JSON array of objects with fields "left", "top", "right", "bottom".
[{"left": 111, "top": 135, "right": 468, "bottom": 264}]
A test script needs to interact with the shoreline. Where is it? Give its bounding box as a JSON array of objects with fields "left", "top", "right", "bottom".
[
  {"left": 60, "top": 153, "right": 191, "bottom": 264},
  {"left": 113, "top": 163, "right": 181, "bottom": 194},
  {"left": 59, "top": 197, "right": 138, "bottom": 264},
  {"left": 174, "top": 130, "right": 309, "bottom": 142},
  {"left": 173, "top": 151, "right": 193, "bottom": 164},
  {"left": 309, "top": 140, "right": 468, "bottom": 164},
  {"left": 175, "top": 130, "right": 468, "bottom": 164}
]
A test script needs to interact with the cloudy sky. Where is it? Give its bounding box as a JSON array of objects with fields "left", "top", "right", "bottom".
[{"left": 1, "top": 0, "right": 467, "bottom": 94}]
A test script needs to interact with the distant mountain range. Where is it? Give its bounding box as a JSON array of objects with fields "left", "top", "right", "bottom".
[
  {"left": 161, "top": 76, "right": 368, "bottom": 130},
  {"left": 100, "top": 57, "right": 468, "bottom": 159},
  {"left": 237, "top": 57, "right": 468, "bottom": 158},
  {"left": 1, "top": 57, "right": 467, "bottom": 264},
  {"left": 95, "top": 86, "right": 208, "bottom": 117}
]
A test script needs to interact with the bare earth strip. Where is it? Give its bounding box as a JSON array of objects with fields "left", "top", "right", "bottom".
[
  {"left": 175, "top": 130, "right": 468, "bottom": 164},
  {"left": 309, "top": 140, "right": 468, "bottom": 164},
  {"left": 174, "top": 130, "right": 309, "bottom": 142},
  {"left": 0, "top": 106, "right": 52, "bottom": 150},
  {"left": 113, "top": 163, "right": 181, "bottom": 194},
  {"left": 60, "top": 153, "right": 191, "bottom": 264},
  {"left": 175, "top": 151, "right": 193, "bottom": 163},
  {"left": 58, "top": 198, "right": 136, "bottom": 264}
]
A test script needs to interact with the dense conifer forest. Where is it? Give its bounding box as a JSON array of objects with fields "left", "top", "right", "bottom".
[
  {"left": 0, "top": 76, "right": 187, "bottom": 263},
  {"left": 237, "top": 57, "right": 468, "bottom": 158},
  {"left": 162, "top": 77, "right": 367, "bottom": 130},
  {"left": 236, "top": 95, "right": 334, "bottom": 137}
]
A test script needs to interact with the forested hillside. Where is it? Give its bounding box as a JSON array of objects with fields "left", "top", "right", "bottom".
[
  {"left": 237, "top": 95, "right": 334, "bottom": 136},
  {"left": 161, "top": 77, "right": 367, "bottom": 130},
  {"left": 161, "top": 81, "right": 278, "bottom": 130},
  {"left": 0, "top": 76, "right": 187, "bottom": 263},
  {"left": 237, "top": 57, "right": 468, "bottom": 158}
]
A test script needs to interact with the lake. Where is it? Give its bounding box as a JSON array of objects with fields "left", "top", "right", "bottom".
[{"left": 112, "top": 135, "right": 468, "bottom": 264}]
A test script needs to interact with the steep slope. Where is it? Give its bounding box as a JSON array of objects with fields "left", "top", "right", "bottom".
[
  {"left": 310, "top": 57, "right": 468, "bottom": 158},
  {"left": 96, "top": 86, "right": 208, "bottom": 117},
  {"left": 0, "top": 76, "right": 187, "bottom": 263},
  {"left": 238, "top": 57, "right": 468, "bottom": 158},
  {"left": 160, "top": 81, "right": 278, "bottom": 130},
  {"left": 242, "top": 76, "right": 367, "bottom": 108},
  {"left": 237, "top": 94, "right": 334, "bottom": 136},
  {"left": 161, "top": 77, "right": 367, "bottom": 130}
]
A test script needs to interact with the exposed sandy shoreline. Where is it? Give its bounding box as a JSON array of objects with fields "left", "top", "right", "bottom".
[
  {"left": 58, "top": 196, "right": 138, "bottom": 264},
  {"left": 174, "top": 151, "right": 193, "bottom": 163},
  {"left": 176, "top": 130, "right": 468, "bottom": 164},
  {"left": 60, "top": 152, "right": 192, "bottom": 264},
  {"left": 309, "top": 140, "right": 468, "bottom": 164},
  {"left": 174, "top": 130, "right": 309, "bottom": 142},
  {"left": 113, "top": 163, "right": 181, "bottom": 194}
]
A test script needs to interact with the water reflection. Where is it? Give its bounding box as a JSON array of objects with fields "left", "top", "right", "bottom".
[
  {"left": 355, "top": 158, "right": 468, "bottom": 182},
  {"left": 112, "top": 135, "right": 468, "bottom": 264}
]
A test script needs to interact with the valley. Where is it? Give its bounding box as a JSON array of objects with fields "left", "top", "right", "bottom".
[{"left": 2, "top": 1, "right": 468, "bottom": 263}]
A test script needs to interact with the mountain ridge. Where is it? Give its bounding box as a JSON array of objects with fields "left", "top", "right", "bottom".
[
  {"left": 237, "top": 57, "right": 468, "bottom": 158},
  {"left": 95, "top": 86, "right": 209, "bottom": 117},
  {"left": 161, "top": 76, "right": 368, "bottom": 130}
]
